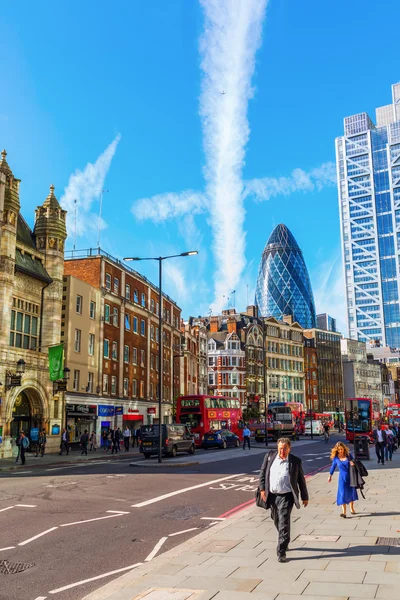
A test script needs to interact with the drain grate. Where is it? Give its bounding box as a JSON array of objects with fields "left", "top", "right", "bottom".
[
  {"left": 376, "top": 537, "right": 400, "bottom": 547},
  {"left": 0, "top": 560, "right": 34, "bottom": 575}
]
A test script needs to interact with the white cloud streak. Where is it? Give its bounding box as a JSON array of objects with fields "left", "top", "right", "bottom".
[
  {"left": 199, "top": 0, "right": 268, "bottom": 312},
  {"left": 312, "top": 254, "right": 347, "bottom": 336},
  {"left": 60, "top": 133, "right": 121, "bottom": 239},
  {"left": 132, "top": 190, "right": 207, "bottom": 223},
  {"left": 243, "top": 162, "right": 337, "bottom": 203}
]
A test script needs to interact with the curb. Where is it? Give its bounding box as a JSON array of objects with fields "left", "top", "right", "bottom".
[
  {"left": 130, "top": 461, "right": 200, "bottom": 468},
  {"left": 0, "top": 453, "right": 141, "bottom": 473}
]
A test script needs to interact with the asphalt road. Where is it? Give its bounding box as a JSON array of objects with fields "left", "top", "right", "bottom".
[{"left": 0, "top": 434, "right": 339, "bottom": 600}]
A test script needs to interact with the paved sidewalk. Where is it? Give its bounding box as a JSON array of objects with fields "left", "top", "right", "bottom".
[{"left": 84, "top": 458, "right": 400, "bottom": 600}]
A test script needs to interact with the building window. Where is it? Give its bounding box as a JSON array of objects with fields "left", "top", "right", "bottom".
[
  {"left": 133, "top": 347, "right": 138, "bottom": 365},
  {"left": 141, "top": 293, "right": 146, "bottom": 307},
  {"left": 124, "top": 345, "right": 129, "bottom": 363},
  {"left": 88, "top": 333, "right": 95, "bottom": 356},
  {"left": 104, "top": 339, "right": 109, "bottom": 358},
  {"left": 208, "top": 373, "right": 214, "bottom": 385},
  {"left": 113, "top": 307, "right": 118, "bottom": 327},
  {"left": 125, "top": 284, "right": 131, "bottom": 300},
  {"left": 112, "top": 341, "right": 118, "bottom": 360},
  {"left": 150, "top": 325, "right": 154, "bottom": 341},
  {"left": 105, "top": 304, "right": 110, "bottom": 324},
  {"left": 73, "top": 369, "right": 80, "bottom": 391},
  {"left": 156, "top": 327, "right": 159, "bottom": 342},
  {"left": 150, "top": 382, "right": 154, "bottom": 398},
  {"left": 90, "top": 301, "right": 96, "bottom": 319},
  {"left": 113, "top": 277, "right": 119, "bottom": 295},
  {"left": 151, "top": 299, "right": 155, "bottom": 313},
  {"left": 151, "top": 354, "right": 154, "bottom": 370},
  {"left": 74, "top": 329, "right": 81, "bottom": 352},
  {"left": 140, "top": 349, "right": 145, "bottom": 367},
  {"left": 103, "top": 374, "right": 109, "bottom": 394},
  {"left": 141, "top": 320, "right": 145, "bottom": 336},
  {"left": 111, "top": 376, "right": 117, "bottom": 395},
  {"left": 132, "top": 379, "right": 137, "bottom": 397},
  {"left": 105, "top": 273, "right": 111, "bottom": 290},
  {"left": 140, "top": 380, "right": 144, "bottom": 398},
  {"left": 134, "top": 289, "right": 138, "bottom": 303},
  {"left": 76, "top": 295, "right": 83, "bottom": 314},
  {"left": 156, "top": 302, "right": 159, "bottom": 316},
  {"left": 87, "top": 372, "right": 94, "bottom": 393},
  {"left": 123, "top": 378, "right": 129, "bottom": 397},
  {"left": 125, "top": 314, "right": 131, "bottom": 330},
  {"left": 133, "top": 317, "right": 138, "bottom": 333},
  {"left": 156, "top": 355, "right": 159, "bottom": 371},
  {"left": 10, "top": 305, "right": 39, "bottom": 350}
]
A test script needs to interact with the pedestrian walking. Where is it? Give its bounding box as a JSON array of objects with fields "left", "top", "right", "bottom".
[
  {"left": 135, "top": 427, "right": 141, "bottom": 447},
  {"left": 385, "top": 426, "right": 394, "bottom": 462},
  {"left": 259, "top": 437, "right": 309, "bottom": 563},
  {"left": 15, "top": 431, "right": 23, "bottom": 463},
  {"left": 102, "top": 430, "right": 108, "bottom": 451},
  {"left": 372, "top": 423, "right": 387, "bottom": 465},
  {"left": 323, "top": 423, "right": 330, "bottom": 443},
  {"left": 328, "top": 441, "right": 357, "bottom": 518},
  {"left": 19, "top": 431, "right": 30, "bottom": 465},
  {"left": 123, "top": 427, "right": 131, "bottom": 452},
  {"left": 242, "top": 425, "right": 251, "bottom": 450},
  {"left": 59, "top": 428, "right": 69, "bottom": 455},
  {"left": 111, "top": 427, "right": 120, "bottom": 454},
  {"left": 80, "top": 429, "right": 89, "bottom": 455},
  {"left": 36, "top": 428, "right": 46, "bottom": 457},
  {"left": 89, "top": 431, "right": 97, "bottom": 451}
]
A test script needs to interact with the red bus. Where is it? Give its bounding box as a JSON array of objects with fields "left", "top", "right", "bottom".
[
  {"left": 345, "top": 397, "right": 381, "bottom": 442},
  {"left": 384, "top": 403, "right": 400, "bottom": 426},
  {"left": 176, "top": 395, "right": 243, "bottom": 447}
]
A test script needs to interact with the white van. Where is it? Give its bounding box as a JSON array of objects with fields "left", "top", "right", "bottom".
[{"left": 305, "top": 420, "right": 324, "bottom": 436}]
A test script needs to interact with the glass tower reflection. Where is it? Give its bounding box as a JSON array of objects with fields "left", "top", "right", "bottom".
[{"left": 255, "top": 224, "right": 316, "bottom": 328}]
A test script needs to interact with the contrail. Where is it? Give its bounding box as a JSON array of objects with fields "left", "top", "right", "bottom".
[{"left": 199, "top": 0, "right": 268, "bottom": 311}]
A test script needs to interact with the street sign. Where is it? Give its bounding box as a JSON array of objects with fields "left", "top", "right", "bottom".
[{"left": 8, "top": 375, "right": 21, "bottom": 387}]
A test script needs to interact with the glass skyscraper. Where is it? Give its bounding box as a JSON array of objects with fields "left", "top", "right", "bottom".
[
  {"left": 336, "top": 82, "right": 400, "bottom": 348},
  {"left": 255, "top": 224, "right": 316, "bottom": 328}
]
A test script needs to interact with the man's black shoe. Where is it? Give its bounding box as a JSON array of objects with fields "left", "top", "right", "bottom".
[{"left": 278, "top": 555, "right": 287, "bottom": 563}]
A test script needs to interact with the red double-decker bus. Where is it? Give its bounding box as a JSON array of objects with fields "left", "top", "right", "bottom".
[
  {"left": 345, "top": 397, "right": 381, "bottom": 442},
  {"left": 384, "top": 403, "right": 400, "bottom": 426},
  {"left": 176, "top": 395, "right": 243, "bottom": 447}
]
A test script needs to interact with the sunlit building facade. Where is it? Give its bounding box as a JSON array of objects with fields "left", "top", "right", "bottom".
[{"left": 255, "top": 224, "right": 316, "bottom": 328}]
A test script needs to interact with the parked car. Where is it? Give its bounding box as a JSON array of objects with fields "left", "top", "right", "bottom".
[
  {"left": 201, "top": 429, "right": 240, "bottom": 449},
  {"left": 140, "top": 424, "right": 196, "bottom": 458},
  {"left": 304, "top": 420, "right": 324, "bottom": 436}
]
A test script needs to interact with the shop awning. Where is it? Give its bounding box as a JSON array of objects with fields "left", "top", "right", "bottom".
[{"left": 123, "top": 415, "right": 144, "bottom": 421}]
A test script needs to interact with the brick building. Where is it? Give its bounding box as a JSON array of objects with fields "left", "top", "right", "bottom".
[
  {"left": 62, "top": 249, "right": 181, "bottom": 439},
  {"left": 304, "top": 337, "right": 318, "bottom": 411},
  {"left": 179, "top": 318, "right": 208, "bottom": 398}
]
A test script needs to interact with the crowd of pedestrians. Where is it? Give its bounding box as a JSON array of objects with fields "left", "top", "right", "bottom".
[{"left": 101, "top": 426, "right": 141, "bottom": 452}]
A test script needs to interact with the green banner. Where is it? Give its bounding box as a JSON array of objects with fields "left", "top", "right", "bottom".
[{"left": 48, "top": 344, "right": 64, "bottom": 382}]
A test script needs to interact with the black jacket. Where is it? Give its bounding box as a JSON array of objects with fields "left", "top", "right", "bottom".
[
  {"left": 372, "top": 429, "right": 387, "bottom": 446},
  {"left": 259, "top": 450, "right": 309, "bottom": 509}
]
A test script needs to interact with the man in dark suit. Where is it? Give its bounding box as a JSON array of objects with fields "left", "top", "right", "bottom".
[
  {"left": 259, "top": 437, "right": 308, "bottom": 563},
  {"left": 372, "top": 424, "right": 387, "bottom": 465}
]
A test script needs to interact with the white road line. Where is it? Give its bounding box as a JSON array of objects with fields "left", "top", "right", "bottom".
[
  {"left": 0, "top": 506, "right": 14, "bottom": 513},
  {"left": 48, "top": 563, "right": 143, "bottom": 594},
  {"left": 0, "top": 546, "right": 16, "bottom": 552},
  {"left": 106, "top": 510, "right": 130, "bottom": 514},
  {"left": 201, "top": 517, "right": 226, "bottom": 521},
  {"left": 34, "top": 597, "right": 47, "bottom": 599},
  {"left": 168, "top": 527, "right": 198, "bottom": 537},
  {"left": 46, "top": 461, "right": 110, "bottom": 472},
  {"left": 145, "top": 537, "right": 168, "bottom": 561},
  {"left": 60, "top": 514, "right": 123, "bottom": 527},
  {"left": 206, "top": 521, "right": 220, "bottom": 527},
  {"left": 16, "top": 504, "right": 37, "bottom": 508},
  {"left": 19, "top": 527, "right": 58, "bottom": 546},
  {"left": 132, "top": 473, "right": 245, "bottom": 508},
  {"left": 11, "top": 471, "right": 32, "bottom": 474}
]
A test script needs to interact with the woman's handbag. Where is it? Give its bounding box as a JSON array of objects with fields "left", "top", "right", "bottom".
[{"left": 255, "top": 487, "right": 268, "bottom": 509}]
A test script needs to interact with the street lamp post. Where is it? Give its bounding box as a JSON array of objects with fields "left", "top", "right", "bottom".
[
  {"left": 261, "top": 316, "right": 268, "bottom": 447},
  {"left": 124, "top": 251, "right": 198, "bottom": 463}
]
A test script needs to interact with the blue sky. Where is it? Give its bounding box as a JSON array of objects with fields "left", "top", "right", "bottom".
[{"left": 1, "top": 0, "right": 399, "bottom": 332}]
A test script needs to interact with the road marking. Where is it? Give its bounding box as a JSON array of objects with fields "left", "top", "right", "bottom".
[
  {"left": 145, "top": 537, "right": 168, "bottom": 561},
  {"left": 45, "top": 482, "right": 78, "bottom": 488},
  {"left": 168, "top": 527, "right": 198, "bottom": 537},
  {"left": 0, "top": 546, "right": 16, "bottom": 552},
  {"left": 48, "top": 563, "right": 143, "bottom": 594},
  {"left": 206, "top": 521, "right": 220, "bottom": 527},
  {"left": 16, "top": 504, "right": 37, "bottom": 508},
  {"left": 19, "top": 527, "right": 58, "bottom": 546},
  {"left": 106, "top": 510, "right": 130, "bottom": 514},
  {"left": 132, "top": 473, "right": 245, "bottom": 508},
  {"left": 201, "top": 517, "right": 226, "bottom": 521},
  {"left": 11, "top": 471, "right": 32, "bottom": 474},
  {"left": 60, "top": 514, "right": 123, "bottom": 527},
  {"left": 46, "top": 461, "right": 110, "bottom": 472},
  {"left": 34, "top": 597, "right": 47, "bottom": 599},
  {"left": 218, "top": 498, "right": 255, "bottom": 519},
  {"left": 0, "top": 506, "right": 14, "bottom": 513}
]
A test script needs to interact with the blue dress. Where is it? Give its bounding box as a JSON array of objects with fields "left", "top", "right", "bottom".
[{"left": 329, "top": 455, "right": 358, "bottom": 506}]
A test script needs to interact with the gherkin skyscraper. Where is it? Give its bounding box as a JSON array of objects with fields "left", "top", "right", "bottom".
[{"left": 255, "top": 224, "right": 316, "bottom": 328}]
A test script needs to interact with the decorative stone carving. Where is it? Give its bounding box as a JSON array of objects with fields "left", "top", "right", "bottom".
[
  {"left": 0, "top": 256, "right": 15, "bottom": 275},
  {"left": 8, "top": 211, "right": 16, "bottom": 226},
  {"left": 48, "top": 237, "right": 57, "bottom": 249},
  {"left": 37, "top": 237, "right": 46, "bottom": 250},
  {"left": 59, "top": 240, "right": 64, "bottom": 252}
]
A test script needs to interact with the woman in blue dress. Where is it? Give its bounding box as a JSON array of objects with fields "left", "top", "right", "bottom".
[{"left": 328, "top": 442, "right": 357, "bottom": 517}]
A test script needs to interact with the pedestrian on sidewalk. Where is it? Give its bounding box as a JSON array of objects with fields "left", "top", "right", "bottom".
[
  {"left": 36, "top": 428, "right": 46, "bottom": 457},
  {"left": 328, "top": 441, "right": 357, "bottom": 518},
  {"left": 89, "top": 431, "right": 97, "bottom": 452},
  {"left": 123, "top": 427, "right": 131, "bottom": 452},
  {"left": 242, "top": 425, "right": 251, "bottom": 450},
  {"left": 80, "top": 430, "right": 89, "bottom": 455},
  {"left": 372, "top": 423, "right": 387, "bottom": 465},
  {"left": 19, "top": 431, "right": 30, "bottom": 465},
  {"left": 111, "top": 427, "right": 120, "bottom": 454},
  {"left": 59, "top": 428, "right": 69, "bottom": 455},
  {"left": 385, "top": 426, "right": 394, "bottom": 462},
  {"left": 259, "top": 437, "right": 309, "bottom": 563},
  {"left": 15, "top": 431, "right": 23, "bottom": 464},
  {"left": 102, "top": 430, "right": 108, "bottom": 451},
  {"left": 135, "top": 428, "right": 141, "bottom": 447}
]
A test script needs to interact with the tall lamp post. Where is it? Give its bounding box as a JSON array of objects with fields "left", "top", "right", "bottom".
[
  {"left": 261, "top": 316, "right": 268, "bottom": 447},
  {"left": 124, "top": 251, "right": 198, "bottom": 463}
]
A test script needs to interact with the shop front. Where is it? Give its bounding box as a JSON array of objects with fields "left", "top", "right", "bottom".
[
  {"left": 122, "top": 407, "right": 144, "bottom": 433},
  {"left": 98, "top": 405, "right": 115, "bottom": 447},
  {"left": 66, "top": 403, "right": 97, "bottom": 444}
]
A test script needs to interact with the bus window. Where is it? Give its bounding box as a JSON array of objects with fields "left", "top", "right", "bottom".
[
  {"left": 179, "top": 413, "right": 202, "bottom": 429},
  {"left": 181, "top": 399, "right": 200, "bottom": 408}
]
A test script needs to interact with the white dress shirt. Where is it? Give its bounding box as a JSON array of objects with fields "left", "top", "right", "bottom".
[
  {"left": 270, "top": 455, "right": 291, "bottom": 494},
  {"left": 376, "top": 429, "right": 383, "bottom": 442}
]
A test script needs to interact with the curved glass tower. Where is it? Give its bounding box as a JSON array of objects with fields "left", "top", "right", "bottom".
[{"left": 255, "top": 224, "right": 316, "bottom": 328}]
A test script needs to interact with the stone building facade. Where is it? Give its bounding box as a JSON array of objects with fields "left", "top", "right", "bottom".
[
  {"left": 0, "top": 151, "right": 67, "bottom": 458},
  {"left": 179, "top": 318, "right": 208, "bottom": 398}
]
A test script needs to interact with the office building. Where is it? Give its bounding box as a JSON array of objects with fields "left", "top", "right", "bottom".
[
  {"left": 336, "top": 82, "right": 400, "bottom": 347},
  {"left": 317, "top": 313, "right": 337, "bottom": 332}
]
